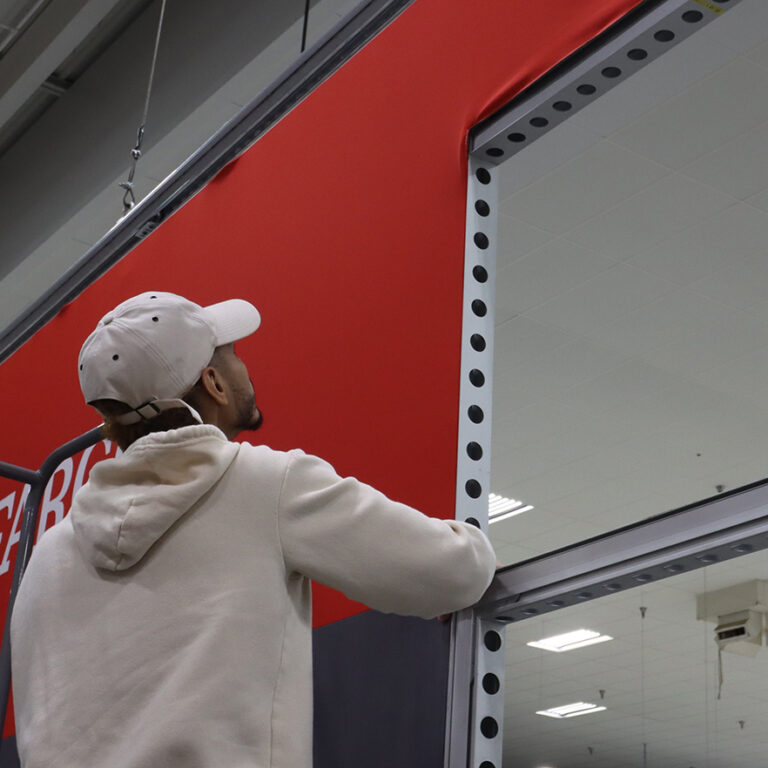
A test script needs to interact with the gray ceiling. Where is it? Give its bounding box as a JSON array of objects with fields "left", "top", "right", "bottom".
[{"left": 0, "top": 0, "right": 357, "bottom": 325}]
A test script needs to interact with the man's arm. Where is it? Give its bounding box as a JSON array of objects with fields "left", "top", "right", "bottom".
[{"left": 277, "top": 450, "right": 496, "bottom": 619}]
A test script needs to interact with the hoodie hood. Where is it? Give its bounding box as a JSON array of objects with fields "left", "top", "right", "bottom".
[{"left": 71, "top": 425, "right": 239, "bottom": 571}]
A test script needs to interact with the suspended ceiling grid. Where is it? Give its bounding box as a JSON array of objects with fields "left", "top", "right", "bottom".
[
  {"left": 502, "top": 549, "right": 768, "bottom": 768},
  {"left": 488, "top": 0, "right": 768, "bottom": 567}
]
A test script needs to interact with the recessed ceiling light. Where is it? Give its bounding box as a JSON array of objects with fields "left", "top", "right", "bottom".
[
  {"left": 536, "top": 702, "right": 606, "bottom": 719},
  {"left": 527, "top": 628, "right": 613, "bottom": 653},
  {"left": 489, "top": 492, "right": 533, "bottom": 523}
]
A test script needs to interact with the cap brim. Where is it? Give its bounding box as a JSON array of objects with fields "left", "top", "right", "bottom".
[{"left": 202, "top": 299, "right": 261, "bottom": 345}]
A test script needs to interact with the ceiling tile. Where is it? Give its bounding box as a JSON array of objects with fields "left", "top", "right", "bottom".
[
  {"left": 493, "top": 315, "right": 577, "bottom": 373},
  {"left": 690, "top": 342, "right": 768, "bottom": 406},
  {"left": 682, "top": 119, "right": 768, "bottom": 199},
  {"left": 698, "top": 1, "right": 768, "bottom": 55},
  {"left": 518, "top": 518, "right": 615, "bottom": 554},
  {"left": 490, "top": 506, "right": 570, "bottom": 542},
  {"left": 745, "top": 38, "right": 768, "bottom": 70},
  {"left": 627, "top": 201, "right": 768, "bottom": 285},
  {"left": 496, "top": 238, "right": 618, "bottom": 318},
  {"left": 492, "top": 397, "right": 587, "bottom": 450},
  {"left": 565, "top": 173, "right": 736, "bottom": 260},
  {"left": 585, "top": 288, "right": 739, "bottom": 359},
  {"left": 524, "top": 264, "right": 676, "bottom": 338},
  {"left": 687, "top": 250, "right": 768, "bottom": 310},
  {"left": 746, "top": 186, "right": 768, "bottom": 213},
  {"left": 500, "top": 141, "right": 670, "bottom": 235},
  {"left": 497, "top": 119, "right": 601, "bottom": 198},
  {"left": 640, "top": 307, "right": 768, "bottom": 378},
  {"left": 496, "top": 215, "right": 555, "bottom": 268},
  {"left": 610, "top": 58, "right": 768, "bottom": 169}
]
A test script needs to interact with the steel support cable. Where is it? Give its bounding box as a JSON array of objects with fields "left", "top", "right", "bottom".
[
  {"left": 119, "top": 0, "right": 168, "bottom": 214},
  {"left": 0, "top": 427, "right": 103, "bottom": 739},
  {"left": 301, "top": 0, "right": 311, "bottom": 53}
]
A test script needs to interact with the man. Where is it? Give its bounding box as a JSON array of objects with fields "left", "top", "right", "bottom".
[{"left": 11, "top": 291, "right": 496, "bottom": 768}]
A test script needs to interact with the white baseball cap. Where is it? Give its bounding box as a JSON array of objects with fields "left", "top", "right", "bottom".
[{"left": 78, "top": 291, "right": 261, "bottom": 425}]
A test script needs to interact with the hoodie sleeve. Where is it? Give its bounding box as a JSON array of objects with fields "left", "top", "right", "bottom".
[{"left": 277, "top": 450, "right": 496, "bottom": 619}]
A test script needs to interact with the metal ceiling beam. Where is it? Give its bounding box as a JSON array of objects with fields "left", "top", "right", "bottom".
[
  {"left": 0, "top": 0, "right": 415, "bottom": 365},
  {"left": 477, "top": 477, "right": 768, "bottom": 622}
]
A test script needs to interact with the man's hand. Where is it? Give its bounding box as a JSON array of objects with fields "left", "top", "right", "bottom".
[{"left": 437, "top": 561, "right": 503, "bottom": 622}]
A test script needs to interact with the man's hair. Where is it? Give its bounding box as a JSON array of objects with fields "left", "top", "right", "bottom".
[
  {"left": 93, "top": 392, "right": 203, "bottom": 451},
  {"left": 91, "top": 347, "right": 226, "bottom": 450}
]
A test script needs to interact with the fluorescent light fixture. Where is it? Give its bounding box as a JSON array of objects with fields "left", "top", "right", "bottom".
[
  {"left": 488, "top": 492, "right": 533, "bottom": 524},
  {"left": 527, "top": 629, "right": 613, "bottom": 653},
  {"left": 536, "top": 702, "right": 606, "bottom": 719}
]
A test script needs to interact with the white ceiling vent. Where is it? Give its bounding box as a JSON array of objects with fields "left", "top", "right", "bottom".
[
  {"left": 697, "top": 580, "right": 768, "bottom": 657},
  {"left": 713, "top": 609, "right": 763, "bottom": 657}
]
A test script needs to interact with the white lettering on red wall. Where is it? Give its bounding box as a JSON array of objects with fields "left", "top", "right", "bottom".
[{"left": 0, "top": 440, "right": 122, "bottom": 576}]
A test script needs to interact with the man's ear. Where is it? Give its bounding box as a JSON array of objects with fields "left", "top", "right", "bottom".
[{"left": 199, "top": 366, "right": 229, "bottom": 406}]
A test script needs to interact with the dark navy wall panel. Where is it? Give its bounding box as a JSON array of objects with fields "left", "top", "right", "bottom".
[{"left": 314, "top": 611, "right": 451, "bottom": 767}]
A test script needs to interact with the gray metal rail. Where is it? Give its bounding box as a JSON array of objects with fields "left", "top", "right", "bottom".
[{"left": 0, "top": 427, "right": 103, "bottom": 736}]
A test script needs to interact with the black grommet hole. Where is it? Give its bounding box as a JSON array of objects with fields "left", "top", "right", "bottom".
[
  {"left": 479, "top": 763, "right": 496, "bottom": 768},
  {"left": 473, "top": 265, "right": 488, "bottom": 283},
  {"left": 577, "top": 83, "right": 596, "bottom": 95},
  {"left": 507, "top": 132, "right": 526, "bottom": 143},
  {"left": 79, "top": 364, "right": 83, "bottom": 370},
  {"left": 472, "top": 300, "right": 487, "bottom": 317},
  {"left": 112, "top": 354, "right": 119, "bottom": 361},
  {"left": 602, "top": 66, "right": 621, "bottom": 79},
  {"left": 470, "top": 334, "right": 486, "bottom": 352},
  {"left": 682, "top": 10, "right": 704, "bottom": 22},
  {"left": 474, "top": 233, "right": 489, "bottom": 249},
  {"left": 530, "top": 116, "right": 548, "bottom": 128},
  {"left": 468, "top": 405, "right": 484, "bottom": 423},
  {"left": 486, "top": 147, "right": 504, "bottom": 158},
  {"left": 654, "top": 29, "right": 675, "bottom": 42},
  {"left": 469, "top": 369, "right": 485, "bottom": 387},
  {"left": 548, "top": 600, "right": 565, "bottom": 608},
  {"left": 665, "top": 564, "right": 684, "bottom": 573},
  {"left": 150, "top": 295, "right": 157, "bottom": 299},
  {"left": 467, "top": 442, "right": 483, "bottom": 460},
  {"left": 635, "top": 574, "right": 653, "bottom": 582},
  {"left": 465, "top": 479, "right": 482, "bottom": 498},
  {"left": 475, "top": 200, "right": 490, "bottom": 216},
  {"left": 152, "top": 316, "right": 159, "bottom": 322},
  {"left": 484, "top": 630, "right": 502, "bottom": 651},
  {"left": 476, "top": 168, "right": 491, "bottom": 184},
  {"left": 465, "top": 517, "right": 481, "bottom": 528},
  {"left": 576, "top": 591, "right": 593, "bottom": 600},
  {"left": 483, "top": 673, "right": 501, "bottom": 695},
  {"left": 553, "top": 100, "right": 572, "bottom": 111},
  {"left": 628, "top": 48, "right": 648, "bottom": 60},
  {"left": 522, "top": 608, "right": 538, "bottom": 616},
  {"left": 481, "top": 717, "right": 499, "bottom": 739}
]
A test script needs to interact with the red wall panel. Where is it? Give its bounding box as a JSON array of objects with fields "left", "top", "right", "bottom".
[{"left": 0, "top": 0, "right": 643, "bottom": 722}]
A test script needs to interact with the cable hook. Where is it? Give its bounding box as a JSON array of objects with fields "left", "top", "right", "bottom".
[{"left": 119, "top": 0, "right": 167, "bottom": 215}]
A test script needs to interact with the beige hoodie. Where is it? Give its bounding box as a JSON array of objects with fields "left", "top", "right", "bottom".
[{"left": 11, "top": 424, "right": 496, "bottom": 768}]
